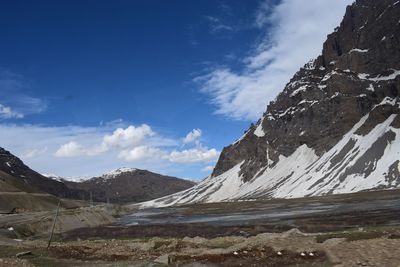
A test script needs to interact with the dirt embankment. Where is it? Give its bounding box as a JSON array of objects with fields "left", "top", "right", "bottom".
[{"left": 0, "top": 205, "right": 123, "bottom": 239}]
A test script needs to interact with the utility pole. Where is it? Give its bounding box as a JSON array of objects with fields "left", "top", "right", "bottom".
[
  {"left": 47, "top": 201, "right": 60, "bottom": 250},
  {"left": 90, "top": 191, "right": 93, "bottom": 207}
]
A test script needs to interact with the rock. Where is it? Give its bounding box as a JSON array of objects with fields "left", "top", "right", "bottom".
[
  {"left": 239, "top": 230, "right": 250, "bottom": 237},
  {"left": 282, "top": 228, "right": 305, "bottom": 238},
  {"left": 154, "top": 254, "right": 170, "bottom": 265},
  {"left": 16, "top": 251, "right": 32, "bottom": 258}
]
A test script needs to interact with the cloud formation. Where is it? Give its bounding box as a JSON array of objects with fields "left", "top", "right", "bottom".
[
  {"left": 0, "top": 70, "right": 47, "bottom": 118},
  {"left": 118, "top": 145, "right": 166, "bottom": 162},
  {"left": 183, "top": 128, "right": 202, "bottom": 144},
  {"left": 54, "top": 126, "right": 219, "bottom": 165},
  {"left": 204, "top": 15, "right": 234, "bottom": 34},
  {"left": 201, "top": 165, "right": 215, "bottom": 173},
  {"left": 0, "top": 123, "right": 219, "bottom": 178},
  {"left": 21, "top": 147, "right": 48, "bottom": 159},
  {"left": 103, "top": 124, "right": 155, "bottom": 149},
  {"left": 0, "top": 103, "right": 24, "bottom": 119},
  {"left": 197, "top": 0, "right": 353, "bottom": 121},
  {"left": 169, "top": 147, "right": 219, "bottom": 163},
  {"left": 55, "top": 141, "right": 86, "bottom": 157}
]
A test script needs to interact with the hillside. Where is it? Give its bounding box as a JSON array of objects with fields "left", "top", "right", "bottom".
[
  {"left": 64, "top": 168, "right": 195, "bottom": 203},
  {"left": 143, "top": 0, "right": 400, "bottom": 207}
]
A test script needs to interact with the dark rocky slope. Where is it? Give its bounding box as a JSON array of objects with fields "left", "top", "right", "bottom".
[
  {"left": 0, "top": 148, "right": 194, "bottom": 204},
  {"left": 0, "top": 147, "right": 85, "bottom": 199},
  {"left": 213, "top": 0, "right": 400, "bottom": 181},
  {"left": 64, "top": 168, "right": 196, "bottom": 203}
]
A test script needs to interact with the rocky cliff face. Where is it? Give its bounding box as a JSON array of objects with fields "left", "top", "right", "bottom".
[
  {"left": 213, "top": 0, "right": 400, "bottom": 181},
  {"left": 143, "top": 0, "right": 400, "bottom": 207}
]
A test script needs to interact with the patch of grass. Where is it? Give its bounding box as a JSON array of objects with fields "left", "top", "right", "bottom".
[
  {"left": 316, "top": 225, "right": 400, "bottom": 243},
  {"left": 205, "top": 239, "right": 236, "bottom": 249},
  {"left": 316, "top": 231, "right": 384, "bottom": 243},
  {"left": 13, "top": 224, "right": 36, "bottom": 238}
]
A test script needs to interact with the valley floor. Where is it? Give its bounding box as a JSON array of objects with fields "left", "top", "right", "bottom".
[
  {"left": 1, "top": 226, "right": 400, "bottom": 266},
  {"left": 1, "top": 189, "right": 400, "bottom": 266}
]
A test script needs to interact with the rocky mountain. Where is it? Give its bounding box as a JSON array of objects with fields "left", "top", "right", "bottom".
[
  {"left": 64, "top": 168, "right": 196, "bottom": 203},
  {"left": 143, "top": 0, "right": 400, "bottom": 207},
  {"left": 0, "top": 147, "right": 85, "bottom": 199},
  {"left": 0, "top": 147, "right": 194, "bottom": 204}
]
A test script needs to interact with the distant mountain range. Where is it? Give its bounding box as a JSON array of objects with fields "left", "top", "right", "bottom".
[
  {"left": 0, "top": 147, "right": 195, "bottom": 207},
  {"left": 143, "top": 0, "right": 400, "bottom": 207},
  {"left": 58, "top": 167, "right": 196, "bottom": 203}
]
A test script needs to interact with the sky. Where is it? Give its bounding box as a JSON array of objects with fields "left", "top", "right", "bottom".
[{"left": 0, "top": 0, "right": 353, "bottom": 180}]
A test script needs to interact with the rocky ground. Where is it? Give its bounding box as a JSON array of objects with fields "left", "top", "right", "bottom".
[
  {"left": 0, "top": 227, "right": 400, "bottom": 266},
  {"left": 1, "top": 191, "right": 400, "bottom": 266}
]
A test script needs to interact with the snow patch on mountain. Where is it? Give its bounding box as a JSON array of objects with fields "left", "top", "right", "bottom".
[
  {"left": 42, "top": 173, "right": 65, "bottom": 182},
  {"left": 254, "top": 118, "right": 265, "bottom": 137},
  {"left": 141, "top": 113, "right": 400, "bottom": 208},
  {"left": 102, "top": 167, "right": 138, "bottom": 179},
  {"left": 349, "top": 48, "right": 369, "bottom": 53},
  {"left": 358, "top": 70, "right": 400, "bottom": 82}
]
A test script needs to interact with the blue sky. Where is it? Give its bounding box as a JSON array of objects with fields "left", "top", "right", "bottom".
[{"left": 0, "top": 0, "right": 352, "bottom": 180}]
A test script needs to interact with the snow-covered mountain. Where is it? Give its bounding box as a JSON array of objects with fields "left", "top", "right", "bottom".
[
  {"left": 101, "top": 167, "right": 138, "bottom": 179},
  {"left": 142, "top": 0, "right": 400, "bottom": 207}
]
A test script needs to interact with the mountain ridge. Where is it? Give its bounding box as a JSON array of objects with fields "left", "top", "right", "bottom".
[
  {"left": 64, "top": 168, "right": 195, "bottom": 203},
  {"left": 142, "top": 0, "right": 400, "bottom": 207},
  {"left": 0, "top": 147, "right": 195, "bottom": 204}
]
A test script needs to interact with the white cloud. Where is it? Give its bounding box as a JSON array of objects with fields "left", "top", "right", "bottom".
[
  {"left": 183, "top": 128, "right": 202, "bottom": 144},
  {"left": 54, "top": 141, "right": 85, "bottom": 157},
  {"left": 0, "top": 70, "right": 47, "bottom": 118},
  {"left": 118, "top": 146, "right": 166, "bottom": 161},
  {"left": 205, "top": 15, "right": 234, "bottom": 34},
  {"left": 22, "top": 147, "right": 48, "bottom": 159},
  {"left": 254, "top": 1, "right": 274, "bottom": 29},
  {"left": 201, "top": 165, "right": 215, "bottom": 172},
  {"left": 0, "top": 122, "right": 219, "bottom": 179},
  {"left": 54, "top": 125, "right": 218, "bottom": 165},
  {"left": 197, "top": 0, "right": 353, "bottom": 121},
  {"left": 0, "top": 103, "right": 24, "bottom": 119},
  {"left": 54, "top": 124, "right": 157, "bottom": 158},
  {"left": 103, "top": 124, "right": 155, "bottom": 149},
  {"left": 169, "top": 147, "right": 219, "bottom": 163}
]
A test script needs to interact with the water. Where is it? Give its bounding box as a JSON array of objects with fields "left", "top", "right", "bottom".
[{"left": 117, "top": 193, "right": 400, "bottom": 227}]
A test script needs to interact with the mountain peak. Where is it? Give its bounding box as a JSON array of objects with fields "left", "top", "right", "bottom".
[
  {"left": 142, "top": 0, "right": 400, "bottom": 208},
  {"left": 102, "top": 167, "right": 138, "bottom": 179}
]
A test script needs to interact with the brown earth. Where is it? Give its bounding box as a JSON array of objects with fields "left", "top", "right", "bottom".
[{"left": 1, "top": 228, "right": 400, "bottom": 266}]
